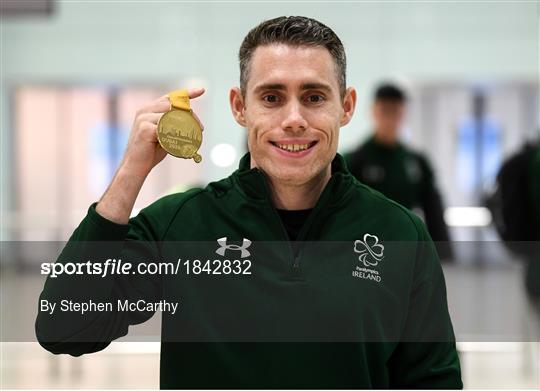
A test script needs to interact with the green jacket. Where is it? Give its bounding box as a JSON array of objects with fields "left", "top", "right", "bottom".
[{"left": 36, "top": 153, "right": 462, "bottom": 389}]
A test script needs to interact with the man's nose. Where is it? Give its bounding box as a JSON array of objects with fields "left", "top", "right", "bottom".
[{"left": 281, "top": 100, "right": 308, "bottom": 132}]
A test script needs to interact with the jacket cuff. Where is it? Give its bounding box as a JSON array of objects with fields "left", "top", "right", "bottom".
[{"left": 86, "top": 202, "right": 131, "bottom": 239}]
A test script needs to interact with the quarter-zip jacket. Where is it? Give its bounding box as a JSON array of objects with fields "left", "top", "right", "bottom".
[{"left": 36, "top": 153, "right": 462, "bottom": 389}]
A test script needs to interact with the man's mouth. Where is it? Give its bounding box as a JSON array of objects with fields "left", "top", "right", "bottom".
[{"left": 270, "top": 141, "right": 318, "bottom": 153}]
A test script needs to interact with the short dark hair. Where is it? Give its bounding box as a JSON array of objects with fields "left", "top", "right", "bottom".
[
  {"left": 239, "top": 16, "right": 347, "bottom": 97},
  {"left": 374, "top": 83, "right": 407, "bottom": 103}
]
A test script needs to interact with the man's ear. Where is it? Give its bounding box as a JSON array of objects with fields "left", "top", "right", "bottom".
[
  {"left": 230, "top": 87, "right": 247, "bottom": 127},
  {"left": 340, "top": 87, "right": 357, "bottom": 126}
]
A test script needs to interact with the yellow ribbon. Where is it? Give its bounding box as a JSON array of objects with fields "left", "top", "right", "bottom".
[{"left": 168, "top": 89, "right": 191, "bottom": 111}]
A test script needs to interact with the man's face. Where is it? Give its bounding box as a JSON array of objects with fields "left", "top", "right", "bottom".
[
  {"left": 230, "top": 44, "right": 355, "bottom": 186},
  {"left": 372, "top": 100, "right": 405, "bottom": 137}
]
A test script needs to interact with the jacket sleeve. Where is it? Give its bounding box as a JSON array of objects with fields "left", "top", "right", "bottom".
[
  {"left": 387, "top": 216, "right": 463, "bottom": 389},
  {"left": 418, "top": 155, "right": 454, "bottom": 260},
  {"left": 35, "top": 194, "right": 185, "bottom": 356}
]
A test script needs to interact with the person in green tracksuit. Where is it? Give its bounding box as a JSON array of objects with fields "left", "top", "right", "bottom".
[
  {"left": 344, "top": 84, "right": 453, "bottom": 260},
  {"left": 35, "top": 16, "right": 462, "bottom": 389}
]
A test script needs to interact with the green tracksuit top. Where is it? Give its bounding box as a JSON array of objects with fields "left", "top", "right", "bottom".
[
  {"left": 36, "top": 152, "right": 462, "bottom": 389},
  {"left": 344, "top": 137, "right": 438, "bottom": 210}
]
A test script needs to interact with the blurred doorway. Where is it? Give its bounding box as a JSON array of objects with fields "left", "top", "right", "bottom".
[{"left": 407, "top": 81, "right": 539, "bottom": 258}]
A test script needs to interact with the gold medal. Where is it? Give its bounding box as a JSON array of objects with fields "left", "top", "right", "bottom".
[{"left": 157, "top": 89, "right": 203, "bottom": 162}]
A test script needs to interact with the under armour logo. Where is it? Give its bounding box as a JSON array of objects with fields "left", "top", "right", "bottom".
[
  {"left": 354, "top": 234, "right": 384, "bottom": 267},
  {"left": 215, "top": 237, "right": 252, "bottom": 258}
]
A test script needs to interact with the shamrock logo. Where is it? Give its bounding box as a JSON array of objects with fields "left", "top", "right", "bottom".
[{"left": 354, "top": 234, "right": 385, "bottom": 267}]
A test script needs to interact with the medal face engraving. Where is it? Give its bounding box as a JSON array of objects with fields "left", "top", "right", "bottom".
[{"left": 157, "top": 109, "right": 203, "bottom": 162}]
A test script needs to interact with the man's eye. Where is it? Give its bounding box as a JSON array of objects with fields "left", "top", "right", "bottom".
[
  {"left": 307, "top": 94, "right": 325, "bottom": 103},
  {"left": 263, "top": 95, "right": 280, "bottom": 103}
]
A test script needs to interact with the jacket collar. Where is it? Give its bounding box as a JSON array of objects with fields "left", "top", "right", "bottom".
[{"left": 232, "top": 152, "right": 353, "bottom": 208}]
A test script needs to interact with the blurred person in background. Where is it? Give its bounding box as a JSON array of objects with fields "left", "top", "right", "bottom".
[
  {"left": 345, "top": 83, "right": 453, "bottom": 260},
  {"left": 487, "top": 136, "right": 540, "bottom": 305}
]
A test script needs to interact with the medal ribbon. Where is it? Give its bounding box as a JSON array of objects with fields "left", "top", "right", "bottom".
[{"left": 168, "top": 89, "right": 191, "bottom": 111}]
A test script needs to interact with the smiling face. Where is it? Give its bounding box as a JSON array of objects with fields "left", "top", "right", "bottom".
[{"left": 230, "top": 44, "right": 356, "bottom": 186}]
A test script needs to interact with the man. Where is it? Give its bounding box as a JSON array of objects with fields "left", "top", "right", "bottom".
[
  {"left": 36, "top": 16, "right": 462, "bottom": 388},
  {"left": 345, "top": 84, "right": 453, "bottom": 260}
]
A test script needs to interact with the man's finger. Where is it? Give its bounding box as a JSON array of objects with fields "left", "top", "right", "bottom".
[
  {"left": 187, "top": 87, "right": 205, "bottom": 100},
  {"left": 158, "top": 87, "right": 205, "bottom": 101},
  {"left": 144, "top": 99, "right": 171, "bottom": 114},
  {"left": 145, "top": 88, "right": 206, "bottom": 114},
  {"left": 138, "top": 112, "right": 164, "bottom": 125}
]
